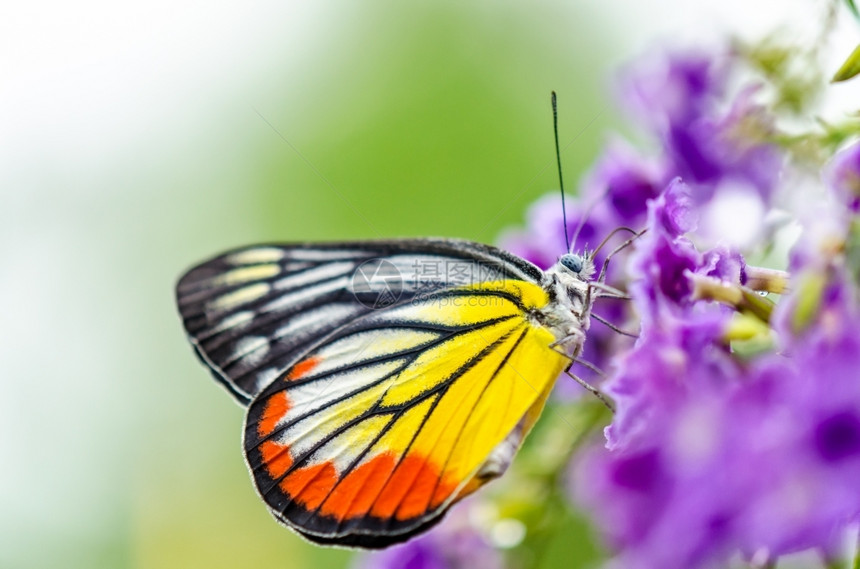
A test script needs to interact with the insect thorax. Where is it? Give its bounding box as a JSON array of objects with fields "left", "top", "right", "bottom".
[{"left": 535, "top": 255, "right": 595, "bottom": 355}]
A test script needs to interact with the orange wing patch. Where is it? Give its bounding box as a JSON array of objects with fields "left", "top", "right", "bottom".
[
  {"left": 260, "top": 440, "right": 292, "bottom": 478},
  {"left": 369, "top": 455, "right": 437, "bottom": 520},
  {"left": 287, "top": 356, "right": 321, "bottom": 381},
  {"left": 395, "top": 456, "right": 458, "bottom": 521},
  {"left": 258, "top": 391, "right": 291, "bottom": 437},
  {"left": 320, "top": 452, "right": 397, "bottom": 520},
  {"left": 281, "top": 462, "right": 338, "bottom": 510}
]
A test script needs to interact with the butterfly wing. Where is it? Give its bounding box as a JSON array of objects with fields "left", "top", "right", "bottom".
[
  {"left": 243, "top": 278, "right": 569, "bottom": 548},
  {"left": 176, "top": 239, "right": 542, "bottom": 405}
]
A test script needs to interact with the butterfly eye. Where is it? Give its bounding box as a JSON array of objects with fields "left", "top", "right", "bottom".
[{"left": 560, "top": 253, "right": 583, "bottom": 274}]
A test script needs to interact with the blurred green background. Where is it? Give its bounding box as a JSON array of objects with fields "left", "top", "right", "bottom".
[{"left": 1, "top": 1, "right": 824, "bottom": 568}]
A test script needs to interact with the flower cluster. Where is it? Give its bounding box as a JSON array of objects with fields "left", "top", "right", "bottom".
[
  {"left": 359, "top": 37, "right": 860, "bottom": 569},
  {"left": 558, "top": 50, "right": 860, "bottom": 569},
  {"left": 504, "top": 43, "right": 860, "bottom": 569}
]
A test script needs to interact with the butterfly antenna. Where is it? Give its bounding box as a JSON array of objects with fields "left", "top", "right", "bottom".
[
  {"left": 592, "top": 226, "right": 639, "bottom": 260},
  {"left": 596, "top": 227, "right": 647, "bottom": 283},
  {"left": 552, "top": 91, "right": 571, "bottom": 253}
]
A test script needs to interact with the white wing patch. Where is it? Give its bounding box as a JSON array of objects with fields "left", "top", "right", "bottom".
[
  {"left": 232, "top": 336, "right": 271, "bottom": 367},
  {"left": 273, "top": 303, "right": 360, "bottom": 340},
  {"left": 262, "top": 277, "right": 350, "bottom": 313},
  {"left": 214, "top": 264, "right": 281, "bottom": 286},
  {"left": 309, "top": 414, "right": 393, "bottom": 472},
  {"left": 274, "top": 262, "right": 355, "bottom": 291},
  {"left": 210, "top": 310, "right": 255, "bottom": 335},
  {"left": 210, "top": 283, "right": 271, "bottom": 311},
  {"left": 286, "top": 359, "right": 406, "bottom": 419},
  {"left": 309, "top": 329, "right": 442, "bottom": 378},
  {"left": 226, "top": 247, "right": 287, "bottom": 264},
  {"left": 278, "top": 378, "right": 396, "bottom": 457},
  {"left": 286, "top": 248, "right": 373, "bottom": 261},
  {"left": 254, "top": 367, "right": 282, "bottom": 393}
]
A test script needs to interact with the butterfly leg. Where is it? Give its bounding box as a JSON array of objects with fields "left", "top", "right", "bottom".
[
  {"left": 563, "top": 366, "right": 615, "bottom": 412},
  {"left": 591, "top": 313, "right": 639, "bottom": 338},
  {"left": 572, "top": 357, "right": 607, "bottom": 378},
  {"left": 547, "top": 332, "right": 616, "bottom": 412},
  {"left": 548, "top": 327, "right": 586, "bottom": 354},
  {"left": 588, "top": 281, "right": 631, "bottom": 300},
  {"left": 547, "top": 344, "right": 607, "bottom": 377}
]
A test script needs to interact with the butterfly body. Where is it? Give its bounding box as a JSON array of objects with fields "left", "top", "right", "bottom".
[
  {"left": 537, "top": 254, "right": 595, "bottom": 352},
  {"left": 176, "top": 238, "right": 595, "bottom": 548}
]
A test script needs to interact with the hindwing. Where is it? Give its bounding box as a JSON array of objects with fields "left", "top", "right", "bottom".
[{"left": 243, "top": 279, "right": 568, "bottom": 547}]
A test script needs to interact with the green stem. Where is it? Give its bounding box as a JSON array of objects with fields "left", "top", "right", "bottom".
[
  {"left": 822, "top": 550, "right": 850, "bottom": 569},
  {"left": 744, "top": 265, "right": 791, "bottom": 294},
  {"left": 688, "top": 274, "right": 776, "bottom": 323},
  {"left": 853, "top": 536, "right": 860, "bottom": 569}
]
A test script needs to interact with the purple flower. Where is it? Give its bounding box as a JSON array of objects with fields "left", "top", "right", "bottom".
[
  {"left": 733, "top": 281, "right": 860, "bottom": 555},
  {"left": 655, "top": 177, "right": 697, "bottom": 236},
  {"left": 353, "top": 505, "right": 504, "bottom": 569},
  {"left": 619, "top": 51, "right": 781, "bottom": 206},
  {"left": 356, "top": 537, "right": 448, "bottom": 569},
  {"left": 579, "top": 138, "right": 668, "bottom": 228},
  {"left": 571, "top": 175, "right": 860, "bottom": 567},
  {"left": 708, "top": 89, "right": 782, "bottom": 199},
  {"left": 589, "top": 176, "right": 741, "bottom": 452},
  {"left": 622, "top": 178, "right": 722, "bottom": 331},
  {"left": 700, "top": 247, "right": 746, "bottom": 285},
  {"left": 826, "top": 141, "right": 860, "bottom": 212},
  {"left": 814, "top": 410, "right": 860, "bottom": 462},
  {"left": 619, "top": 49, "right": 724, "bottom": 130},
  {"left": 668, "top": 94, "right": 780, "bottom": 205}
]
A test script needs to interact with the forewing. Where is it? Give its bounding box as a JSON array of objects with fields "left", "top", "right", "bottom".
[
  {"left": 176, "top": 239, "right": 542, "bottom": 404},
  {"left": 243, "top": 278, "right": 568, "bottom": 547}
]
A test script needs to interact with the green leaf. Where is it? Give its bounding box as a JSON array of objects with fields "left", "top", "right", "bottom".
[
  {"left": 832, "top": 44, "right": 860, "bottom": 83},
  {"left": 846, "top": 0, "right": 860, "bottom": 21}
]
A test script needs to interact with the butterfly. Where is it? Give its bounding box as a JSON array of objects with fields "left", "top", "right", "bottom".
[{"left": 175, "top": 237, "right": 612, "bottom": 548}]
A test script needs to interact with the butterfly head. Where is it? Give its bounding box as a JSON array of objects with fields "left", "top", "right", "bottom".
[
  {"left": 557, "top": 252, "right": 595, "bottom": 282},
  {"left": 559, "top": 253, "right": 584, "bottom": 274}
]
